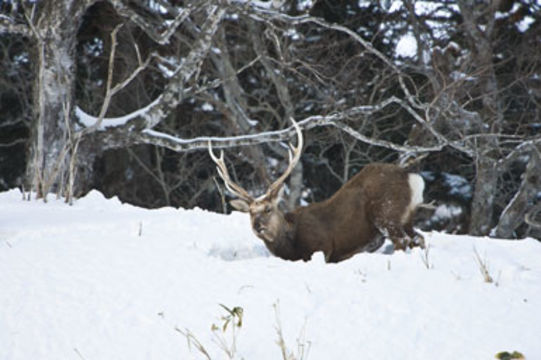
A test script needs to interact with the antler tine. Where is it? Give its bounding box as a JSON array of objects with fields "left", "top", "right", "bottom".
[
  {"left": 265, "top": 118, "right": 304, "bottom": 198},
  {"left": 208, "top": 141, "right": 254, "bottom": 202}
]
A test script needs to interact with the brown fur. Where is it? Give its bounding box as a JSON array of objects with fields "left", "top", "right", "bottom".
[{"left": 234, "top": 163, "right": 424, "bottom": 263}]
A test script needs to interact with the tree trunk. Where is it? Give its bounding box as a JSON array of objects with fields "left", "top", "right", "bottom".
[
  {"left": 495, "top": 149, "right": 541, "bottom": 238},
  {"left": 469, "top": 156, "right": 499, "bottom": 235},
  {"left": 458, "top": 1, "right": 504, "bottom": 236},
  {"left": 25, "top": 1, "right": 89, "bottom": 200}
]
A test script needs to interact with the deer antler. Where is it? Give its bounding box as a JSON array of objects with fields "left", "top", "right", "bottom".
[
  {"left": 264, "top": 118, "right": 304, "bottom": 199},
  {"left": 209, "top": 118, "right": 303, "bottom": 202},
  {"left": 208, "top": 143, "right": 254, "bottom": 202}
]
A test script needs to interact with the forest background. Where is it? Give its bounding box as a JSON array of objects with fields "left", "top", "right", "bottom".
[{"left": 1, "top": 0, "right": 540, "bottom": 239}]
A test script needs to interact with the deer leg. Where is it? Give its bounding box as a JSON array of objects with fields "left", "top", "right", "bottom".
[
  {"left": 411, "top": 231, "right": 425, "bottom": 249},
  {"left": 374, "top": 222, "right": 403, "bottom": 250},
  {"left": 363, "top": 233, "right": 385, "bottom": 253},
  {"left": 325, "top": 250, "right": 352, "bottom": 263},
  {"left": 404, "top": 221, "right": 425, "bottom": 249},
  {"left": 391, "top": 231, "right": 410, "bottom": 251},
  {"left": 374, "top": 215, "right": 416, "bottom": 251},
  {"left": 379, "top": 224, "right": 411, "bottom": 251}
]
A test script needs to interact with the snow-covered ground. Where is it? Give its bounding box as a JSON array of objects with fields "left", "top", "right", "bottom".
[{"left": 1, "top": 189, "right": 540, "bottom": 359}]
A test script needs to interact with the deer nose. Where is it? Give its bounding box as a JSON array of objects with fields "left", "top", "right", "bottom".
[
  {"left": 253, "top": 217, "right": 264, "bottom": 233},
  {"left": 254, "top": 221, "right": 263, "bottom": 233}
]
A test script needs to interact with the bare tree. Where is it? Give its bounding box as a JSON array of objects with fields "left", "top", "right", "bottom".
[
  {"left": 394, "top": 0, "right": 541, "bottom": 237},
  {"left": 1, "top": 0, "right": 540, "bottom": 239}
]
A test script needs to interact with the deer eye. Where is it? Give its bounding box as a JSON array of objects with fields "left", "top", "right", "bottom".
[{"left": 264, "top": 206, "right": 272, "bottom": 213}]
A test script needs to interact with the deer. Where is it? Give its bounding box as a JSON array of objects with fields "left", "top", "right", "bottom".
[{"left": 209, "top": 119, "right": 425, "bottom": 263}]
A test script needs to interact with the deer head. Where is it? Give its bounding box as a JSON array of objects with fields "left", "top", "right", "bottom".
[{"left": 208, "top": 119, "right": 303, "bottom": 244}]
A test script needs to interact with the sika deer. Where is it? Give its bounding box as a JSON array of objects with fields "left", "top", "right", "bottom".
[{"left": 209, "top": 119, "right": 425, "bottom": 262}]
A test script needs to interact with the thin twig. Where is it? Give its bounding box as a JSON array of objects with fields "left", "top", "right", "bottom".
[{"left": 175, "top": 327, "right": 212, "bottom": 360}]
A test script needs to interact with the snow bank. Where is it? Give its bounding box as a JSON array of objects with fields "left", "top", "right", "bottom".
[{"left": 1, "top": 189, "right": 540, "bottom": 359}]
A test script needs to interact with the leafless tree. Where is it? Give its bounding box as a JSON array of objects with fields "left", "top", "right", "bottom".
[{"left": 1, "top": 0, "right": 540, "bottom": 239}]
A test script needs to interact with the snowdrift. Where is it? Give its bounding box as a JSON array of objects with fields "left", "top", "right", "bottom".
[{"left": 1, "top": 189, "right": 540, "bottom": 359}]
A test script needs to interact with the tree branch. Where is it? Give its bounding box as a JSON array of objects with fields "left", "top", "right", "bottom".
[
  {"left": 0, "top": 15, "right": 33, "bottom": 37},
  {"left": 109, "top": 0, "right": 195, "bottom": 45},
  {"left": 76, "top": 5, "right": 226, "bottom": 131},
  {"left": 132, "top": 107, "right": 446, "bottom": 153}
]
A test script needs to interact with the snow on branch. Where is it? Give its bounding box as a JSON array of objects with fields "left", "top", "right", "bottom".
[
  {"left": 135, "top": 105, "right": 447, "bottom": 153},
  {"left": 497, "top": 138, "right": 541, "bottom": 168},
  {"left": 74, "top": 24, "right": 159, "bottom": 133},
  {"left": 132, "top": 5, "right": 226, "bottom": 129},
  {"left": 236, "top": 3, "right": 423, "bottom": 109},
  {"left": 77, "top": 1, "right": 482, "bottom": 159},
  {"left": 226, "top": 3, "right": 478, "bottom": 157},
  {"left": 75, "top": 98, "right": 162, "bottom": 131},
  {"left": 76, "top": 5, "right": 226, "bottom": 133},
  {"left": 109, "top": 0, "right": 194, "bottom": 45}
]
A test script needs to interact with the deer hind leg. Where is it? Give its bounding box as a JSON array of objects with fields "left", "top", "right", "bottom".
[
  {"left": 363, "top": 232, "right": 385, "bottom": 253},
  {"left": 387, "top": 225, "right": 412, "bottom": 251},
  {"left": 377, "top": 218, "right": 426, "bottom": 251},
  {"left": 375, "top": 221, "right": 411, "bottom": 251},
  {"left": 404, "top": 220, "right": 425, "bottom": 249},
  {"left": 372, "top": 206, "right": 422, "bottom": 251}
]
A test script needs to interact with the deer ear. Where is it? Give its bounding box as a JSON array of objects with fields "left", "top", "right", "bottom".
[{"left": 230, "top": 199, "right": 250, "bottom": 212}]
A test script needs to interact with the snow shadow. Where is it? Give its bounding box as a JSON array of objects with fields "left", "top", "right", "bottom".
[{"left": 208, "top": 244, "right": 270, "bottom": 261}]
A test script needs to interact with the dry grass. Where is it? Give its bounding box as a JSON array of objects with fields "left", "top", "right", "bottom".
[
  {"left": 176, "top": 302, "right": 310, "bottom": 359},
  {"left": 473, "top": 247, "right": 494, "bottom": 284},
  {"left": 274, "top": 301, "right": 311, "bottom": 360},
  {"left": 420, "top": 243, "right": 433, "bottom": 269},
  {"left": 176, "top": 304, "right": 243, "bottom": 360}
]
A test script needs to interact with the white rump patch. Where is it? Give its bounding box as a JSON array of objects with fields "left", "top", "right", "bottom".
[
  {"left": 402, "top": 173, "right": 425, "bottom": 224},
  {"left": 408, "top": 173, "right": 425, "bottom": 207}
]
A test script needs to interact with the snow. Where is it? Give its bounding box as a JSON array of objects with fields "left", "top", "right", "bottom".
[
  {"left": 358, "top": 1, "right": 371, "bottom": 8},
  {"left": 443, "top": 173, "right": 472, "bottom": 200},
  {"left": 516, "top": 16, "right": 535, "bottom": 33},
  {"left": 201, "top": 102, "right": 214, "bottom": 112},
  {"left": 75, "top": 96, "right": 161, "bottom": 130},
  {"left": 232, "top": 0, "right": 272, "bottom": 10},
  {"left": 414, "top": 1, "right": 458, "bottom": 18},
  {"left": 297, "top": 0, "right": 314, "bottom": 12},
  {"left": 395, "top": 33, "right": 417, "bottom": 58},
  {"left": 495, "top": 2, "right": 537, "bottom": 33},
  {"left": 157, "top": 63, "right": 175, "bottom": 78},
  {"left": 433, "top": 203, "right": 463, "bottom": 220},
  {"left": 1, "top": 189, "right": 541, "bottom": 359},
  {"left": 286, "top": 28, "right": 301, "bottom": 41},
  {"left": 388, "top": 0, "right": 403, "bottom": 13}
]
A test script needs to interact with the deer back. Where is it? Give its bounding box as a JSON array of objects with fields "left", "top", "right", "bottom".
[{"left": 285, "top": 163, "right": 421, "bottom": 262}]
